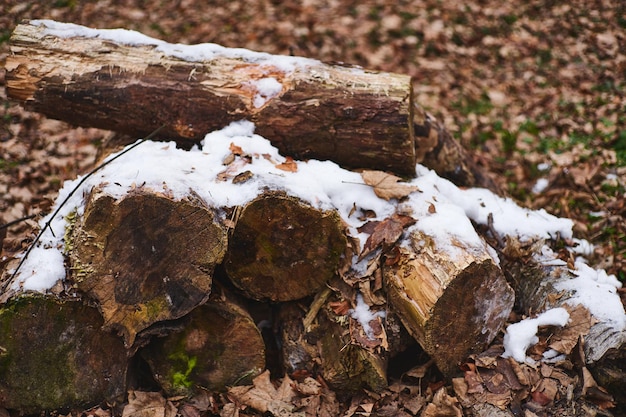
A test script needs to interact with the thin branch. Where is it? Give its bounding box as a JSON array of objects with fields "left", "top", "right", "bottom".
[{"left": 0, "top": 214, "right": 37, "bottom": 231}]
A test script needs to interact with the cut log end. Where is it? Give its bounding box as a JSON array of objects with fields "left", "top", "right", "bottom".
[
  {"left": 385, "top": 231, "right": 514, "bottom": 376},
  {"left": 0, "top": 296, "right": 127, "bottom": 413},
  {"left": 225, "top": 192, "right": 347, "bottom": 302},
  {"left": 140, "top": 293, "right": 265, "bottom": 395},
  {"left": 69, "top": 187, "right": 227, "bottom": 347}
]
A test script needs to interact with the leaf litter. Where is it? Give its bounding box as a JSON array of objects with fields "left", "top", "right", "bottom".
[{"left": 1, "top": 0, "right": 625, "bottom": 416}]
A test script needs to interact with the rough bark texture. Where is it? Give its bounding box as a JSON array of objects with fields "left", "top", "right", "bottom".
[
  {"left": 0, "top": 295, "right": 127, "bottom": 413},
  {"left": 224, "top": 192, "right": 347, "bottom": 302},
  {"left": 5, "top": 20, "right": 415, "bottom": 176},
  {"left": 5, "top": 20, "right": 502, "bottom": 191},
  {"left": 140, "top": 291, "right": 265, "bottom": 396},
  {"left": 69, "top": 187, "right": 227, "bottom": 347},
  {"left": 384, "top": 229, "right": 515, "bottom": 377}
]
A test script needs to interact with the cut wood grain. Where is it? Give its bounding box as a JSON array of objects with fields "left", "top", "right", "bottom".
[
  {"left": 385, "top": 228, "right": 514, "bottom": 376},
  {"left": 69, "top": 187, "right": 227, "bottom": 347}
]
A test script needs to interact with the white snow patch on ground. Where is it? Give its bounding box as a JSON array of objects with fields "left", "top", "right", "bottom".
[{"left": 502, "top": 308, "right": 570, "bottom": 364}]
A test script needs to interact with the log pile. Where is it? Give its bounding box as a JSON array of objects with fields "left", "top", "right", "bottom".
[{"left": 1, "top": 20, "right": 624, "bottom": 414}]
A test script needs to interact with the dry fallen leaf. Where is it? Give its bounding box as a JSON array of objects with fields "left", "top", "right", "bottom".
[
  {"left": 361, "top": 170, "right": 420, "bottom": 200},
  {"left": 122, "top": 391, "right": 177, "bottom": 417},
  {"left": 358, "top": 213, "right": 416, "bottom": 259},
  {"left": 275, "top": 156, "right": 298, "bottom": 172}
]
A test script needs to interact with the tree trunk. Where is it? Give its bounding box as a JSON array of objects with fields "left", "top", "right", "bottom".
[
  {"left": 69, "top": 187, "right": 228, "bottom": 347},
  {"left": 0, "top": 295, "right": 127, "bottom": 414},
  {"left": 139, "top": 289, "right": 265, "bottom": 396},
  {"left": 224, "top": 192, "right": 347, "bottom": 302},
  {"left": 5, "top": 20, "right": 414, "bottom": 176},
  {"left": 384, "top": 228, "right": 515, "bottom": 377},
  {"left": 5, "top": 20, "right": 499, "bottom": 191}
]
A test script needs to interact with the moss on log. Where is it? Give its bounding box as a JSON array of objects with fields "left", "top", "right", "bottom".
[
  {"left": 0, "top": 296, "right": 127, "bottom": 413},
  {"left": 139, "top": 292, "right": 265, "bottom": 396}
]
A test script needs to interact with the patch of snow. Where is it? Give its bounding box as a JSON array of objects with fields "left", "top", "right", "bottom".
[
  {"left": 569, "top": 238, "right": 594, "bottom": 256},
  {"left": 502, "top": 308, "right": 570, "bottom": 364},
  {"left": 532, "top": 178, "right": 549, "bottom": 194},
  {"left": 537, "top": 162, "right": 551, "bottom": 172},
  {"left": 349, "top": 293, "right": 386, "bottom": 339},
  {"left": 556, "top": 261, "right": 624, "bottom": 326},
  {"left": 31, "top": 19, "right": 318, "bottom": 72},
  {"left": 249, "top": 77, "right": 283, "bottom": 108}
]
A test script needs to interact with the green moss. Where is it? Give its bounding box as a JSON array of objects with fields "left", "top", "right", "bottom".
[{"left": 168, "top": 351, "right": 197, "bottom": 390}]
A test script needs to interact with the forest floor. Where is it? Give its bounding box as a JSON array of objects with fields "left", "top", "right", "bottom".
[{"left": 0, "top": 1, "right": 624, "bottom": 416}]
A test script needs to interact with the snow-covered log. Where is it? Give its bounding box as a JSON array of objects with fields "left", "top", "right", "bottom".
[
  {"left": 0, "top": 295, "right": 127, "bottom": 413},
  {"left": 5, "top": 20, "right": 499, "bottom": 191},
  {"left": 69, "top": 187, "right": 228, "bottom": 347},
  {"left": 5, "top": 20, "right": 414, "bottom": 176}
]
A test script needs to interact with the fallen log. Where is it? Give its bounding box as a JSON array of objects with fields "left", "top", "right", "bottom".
[
  {"left": 384, "top": 227, "right": 515, "bottom": 377},
  {"left": 224, "top": 192, "right": 347, "bottom": 302},
  {"left": 0, "top": 295, "right": 127, "bottom": 414},
  {"left": 139, "top": 289, "right": 265, "bottom": 396},
  {"left": 5, "top": 20, "right": 499, "bottom": 191},
  {"left": 69, "top": 186, "right": 228, "bottom": 347},
  {"left": 5, "top": 20, "right": 414, "bottom": 176}
]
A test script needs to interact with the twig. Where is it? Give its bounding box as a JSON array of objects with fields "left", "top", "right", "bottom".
[
  {"left": 0, "top": 214, "right": 37, "bottom": 230},
  {"left": 9, "top": 126, "right": 165, "bottom": 283}
]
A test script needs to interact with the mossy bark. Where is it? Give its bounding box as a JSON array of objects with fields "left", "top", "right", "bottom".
[
  {"left": 0, "top": 295, "right": 127, "bottom": 413},
  {"left": 139, "top": 292, "right": 265, "bottom": 396}
]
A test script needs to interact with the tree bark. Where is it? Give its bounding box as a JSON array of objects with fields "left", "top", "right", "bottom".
[
  {"left": 69, "top": 187, "right": 228, "bottom": 347},
  {"left": 384, "top": 228, "right": 515, "bottom": 377},
  {"left": 0, "top": 295, "right": 127, "bottom": 414},
  {"left": 224, "top": 192, "right": 347, "bottom": 302},
  {"left": 5, "top": 20, "right": 500, "bottom": 191},
  {"left": 5, "top": 20, "right": 415, "bottom": 176},
  {"left": 139, "top": 289, "right": 265, "bottom": 396}
]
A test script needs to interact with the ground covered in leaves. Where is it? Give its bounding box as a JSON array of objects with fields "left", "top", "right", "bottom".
[{"left": 0, "top": 0, "right": 624, "bottom": 416}]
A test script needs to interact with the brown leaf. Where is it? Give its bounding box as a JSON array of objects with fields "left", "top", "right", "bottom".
[
  {"left": 548, "top": 304, "right": 592, "bottom": 355},
  {"left": 275, "top": 156, "right": 298, "bottom": 172},
  {"left": 358, "top": 213, "right": 416, "bottom": 259},
  {"left": 361, "top": 170, "right": 420, "bottom": 200},
  {"left": 229, "top": 142, "right": 244, "bottom": 155},
  {"left": 421, "top": 388, "right": 463, "bottom": 417},
  {"left": 122, "top": 391, "right": 177, "bottom": 417}
]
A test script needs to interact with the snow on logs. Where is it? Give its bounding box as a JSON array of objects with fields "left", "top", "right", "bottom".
[{"left": 5, "top": 20, "right": 497, "bottom": 190}]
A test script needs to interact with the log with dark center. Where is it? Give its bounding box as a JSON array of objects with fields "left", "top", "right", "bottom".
[{"left": 69, "top": 187, "right": 227, "bottom": 347}]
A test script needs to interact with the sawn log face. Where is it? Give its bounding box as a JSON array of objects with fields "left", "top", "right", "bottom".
[
  {"left": 224, "top": 192, "right": 347, "bottom": 302},
  {"left": 69, "top": 188, "right": 227, "bottom": 347},
  {"left": 385, "top": 230, "right": 514, "bottom": 376}
]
